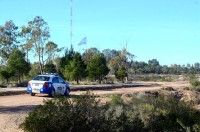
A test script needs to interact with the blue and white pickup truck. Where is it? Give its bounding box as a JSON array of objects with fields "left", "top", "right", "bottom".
[{"left": 27, "top": 73, "right": 70, "bottom": 97}]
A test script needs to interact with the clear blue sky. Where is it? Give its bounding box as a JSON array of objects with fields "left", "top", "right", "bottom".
[{"left": 0, "top": 0, "right": 200, "bottom": 65}]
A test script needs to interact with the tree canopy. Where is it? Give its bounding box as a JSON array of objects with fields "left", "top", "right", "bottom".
[
  {"left": 0, "top": 20, "right": 19, "bottom": 64},
  {"left": 64, "top": 52, "right": 87, "bottom": 84},
  {"left": 7, "top": 48, "right": 31, "bottom": 83},
  {"left": 87, "top": 53, "right": 109, "bottom": 83},
  {"left": 27, "top": 16, "right": 50, "bottom": 74}
]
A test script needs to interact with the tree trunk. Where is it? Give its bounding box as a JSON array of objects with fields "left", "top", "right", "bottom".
[
  {"left": 122, "top": 78, "right": 124, "bottom": 83},
  {"left": 41, "top": 47, "right": 45, "bottom": 73},
  {"left": 6, "top": 79, "right": 9, "bottom": 85},
  {"left": 38, "top": 48, "right": 43, "bottom": 74},
  {"left": 26, "top": 49, "right": 28, "bottom": 62},
  {"left": 98, "top": 77, "right": 101, "bottom": 84},
  {"left": 18, "top": 69, "right": 21, "bottom": 84},
  {"left": 76, "top": 78, "right": 79, "bottom": 85},
  {"left": 39, "top": 61, "right": 43, "bottom": 74}
]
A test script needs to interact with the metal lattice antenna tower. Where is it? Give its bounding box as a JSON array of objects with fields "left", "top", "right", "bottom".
[{"left": 70, "top": 0, "right": 73, "bottom": 48}]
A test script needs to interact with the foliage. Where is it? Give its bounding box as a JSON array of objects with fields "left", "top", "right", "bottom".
[
  {"left": 27, "top": 16, "right": 50, "bottom": 74},
  {"left": 115, "top": 65, "right": 127, "bottom": 83},
  {"left": 20, "top": 92, "right": 110, "bottom": 132},
  {"left": 64, "top": 52, "right": 87, "bottom": 84},
  {"left": 87, "top": 53, "right": 109, "bottom": 83},
  {"left": 19, "top": 25, "right": 33, "bottom": 62},
  {"left": 0, "top": 20, "right": 19, "bottom": 64},
  {"left": 20, "top": 92, "right": 200, "bottom": 132},
  {"left": 2, "top": 17, "right": 200, "bottom": 84},
  {"left": 44, "top": 61, "right": 57, "bottom": 73},
  {"left": 108, "top": 48, "right": 131, "bottom": 75},
  {"left": 110, "top": 94, "right": 124, "bottom": 105},
  {"left": 110, "top": 93, "right": 200, "bottom": 131},
  {"left": 29, "top": 62, "right": 40, "bottom": 78},
  {"left": 0, "top": 67, "right": 15, "bottom": 84},
  {"left": 82, "top": 47, "right": 100, "bottom": 65},
  {"left": 59, "top": 47, "right": 75, "bottom": 77},
  {"left": 45, "top": 41, "right": 62, "bottom": 62},
  {"left": 20, "top": 92, "right": 145, "bottom": 132},
  {"left": 108, "top": 56, "right": 122, "bottom": 74},
  {"left": 129, "top": 60, "right": 200, "bottom": 75},
  {"left": 189, "top": 74, "right": 200, "bottom": 91},
  {"left": 7, "top": 48, "right": 31, "bottom": 83},
  {"left": 102, "top": 49, "right": 121, "bottom": 63}
]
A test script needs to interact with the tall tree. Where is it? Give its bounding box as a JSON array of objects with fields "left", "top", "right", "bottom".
[
  {"left": 0, "top": 20, "right": 19, "bottom": 64},
  {"left": 19, "top": 26, "right": 33, "bottom": 62},
  {"left": 0, "top": 67, "right": 15, "bottom": 84},
  {"left": 7, "top": 48, "right": 31, "bottom": 83},
  {"left": 44, "top": 61, "right": 57, "bottom": 73},
  {"left": 115, "top": 65, "right": 127, "bottom": 83},
  {"left": 194, "top": 62, "right": 200, "bottom": 73},
  {"left": 29, "top": 62, "right": 40, "bottom": 78},
  {"left": 87, "top": 53, "right": 109, "bottom": 83},
  {"left": 108, "top": 56, "right": 122, "bottom": 74},
  {"left": 108, "top": 48, "right": 134, "bottom": 75},
  {"left": 45, "top": 41, "right": 62, "bottom": 62},
  {"left": 27, "top": 16, "right": 50, "bottom": 74},
  {"left": 64, "top": 52, "right": 87, "bottom": 84},
  {"left": 148, "top": 59, "right": 161, "bottom": 74},
  {"left": 82, "top": 47, "right": 100, "bottom": 65},
  {"left": 59, "top": 47, "right": 75, "bottom": 77},
  {"left": 102, "top": 49, "right": 121, "bottom": 63}
]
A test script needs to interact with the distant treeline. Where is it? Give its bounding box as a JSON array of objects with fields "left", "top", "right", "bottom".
[
  {"left": 0, "top": 16, "right": 199, "bottom": 84},
  {"left": 128, "top": 59, "right": 200, "bottom": 75}
]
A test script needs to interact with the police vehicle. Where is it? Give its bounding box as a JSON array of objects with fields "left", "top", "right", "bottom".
[{"left": 27, "top": 73, "right": 70, "bottom": 97}]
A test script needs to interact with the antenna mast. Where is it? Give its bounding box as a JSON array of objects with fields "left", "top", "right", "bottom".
[{"left": 70, "top": 0, "right": 73, "bottom": 48}]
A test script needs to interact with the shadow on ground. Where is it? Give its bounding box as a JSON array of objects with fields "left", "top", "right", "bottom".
[{"left": 0, "top": 105, "right": 37, "bottom": 114}]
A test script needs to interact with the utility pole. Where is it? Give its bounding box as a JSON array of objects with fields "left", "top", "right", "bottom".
[{"left": 70, "top": 0, "right": 73, "bottom": 49}]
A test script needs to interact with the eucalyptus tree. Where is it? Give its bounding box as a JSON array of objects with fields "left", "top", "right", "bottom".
[
  {"left": 102, "top": 49, "right": 121, "bottom": 63},
  {"left": 109, "top": 48, "right": 134, "bottom": 75},
  {"left": 82, "top": 47, "right": 100, "bottom": 65},
  {"left": 45, "top": 41, "right": 62, "bottom": 62},
  {"left": 0, "top": 20, "right": 19, "bottom": 64},
  {"left": 27, "top": 16, "right": 50, "bottom": 74},
  {"left": 19, "top": 26, "right": 34, "bottom": 62},
  {"left": 115, "top": 65, "right": 127, "bottom": 83}
]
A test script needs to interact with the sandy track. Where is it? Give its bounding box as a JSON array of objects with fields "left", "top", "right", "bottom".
[
  {"left": 0, "top": 81, "right": 189, "bottom": 132},
  {"left": 0, "top": 95, "right": 47, "bottom": 132}
]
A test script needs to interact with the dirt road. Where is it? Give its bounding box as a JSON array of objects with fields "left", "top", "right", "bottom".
[{"left": 0, "top": 81, "right": 189, "bottom": 132}]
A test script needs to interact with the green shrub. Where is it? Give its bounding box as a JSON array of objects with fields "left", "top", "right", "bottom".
[
  {"left": 129, "top": 94, "right": 200, "bottom": 131},
  {"left": 190, "top": 80, "right": 200, "bottom": 87},
  {"left": 189, "top": 75, "right": 200, "bottom": 92},
  {"left": 20, "top": 92, "right": 200, "bottom": 132},
  {"left": 110, "top": 94, "right": 124, "bottom": 105},
  {"left": 20, "top": 91, "right": 110, "bottom": 132}
]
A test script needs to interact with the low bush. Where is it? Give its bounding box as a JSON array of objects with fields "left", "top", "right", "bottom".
[
  {"left": 140, "top": 75, "right": 174, "bottom": 82},
  {"left": 189, "top": 74, "right": 200, "bottom": 92},
  {"left": 129, "top": 94, "right": 200, "bottom": 131},
  {"left": 20, "top": 92, "right": 200, "bottom": 132},
  {"left": 190, "top": 80, "right": 200, "bottom": 87}
]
